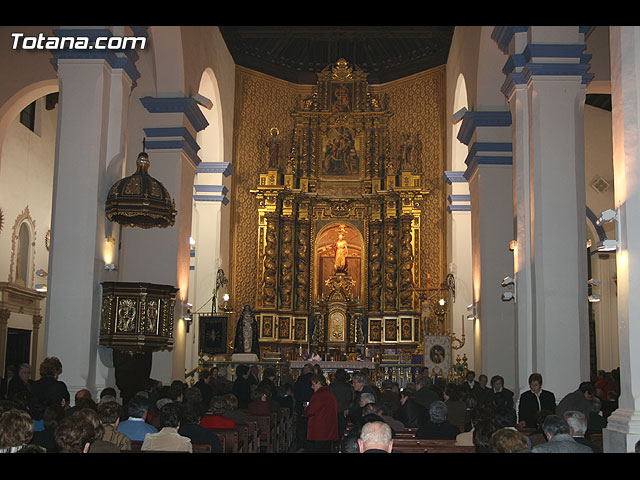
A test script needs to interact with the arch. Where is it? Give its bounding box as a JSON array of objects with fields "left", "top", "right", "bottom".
[
  {"left": 315, "top": 221, "right": 365, "bottom": 302},
  {"left": 476, "top": 26, "right": 510, "bottom": 109},
  {"left": 197, "top": 67, "right": 224, "bottom": 163},
  {"left": 452, "top": 73, "right": 469, "bottom": 172},
  {"left": 0, "top": 79, "right": 59, "bottom": 172},
  {"left": 8, "top": 206, "right": 37, "bottom": 288},
  {"left": 149, "top": 26, "right": 185, "bottom": 95}
]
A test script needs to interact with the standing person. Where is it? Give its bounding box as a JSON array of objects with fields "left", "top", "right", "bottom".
[
  {"left": 7, "top": 364, "right": 33, "bottom": 400},
  {"left": 329, "top": 369, "right": 354, "bottom": 438},
  {"left": 303, "top": 374, "right": 338, "bottom": 453},
  {"left": 232, "top": 365, "right": 253, "bottom": 409},
  {"left": 0, "top": 365, "right": 16, "bottom": 400},
  {"left": 193, "top": 369, "right": 213, "bottom": 411},
  {"left": 490, "top": 375, "right": 515, "bottom": 407},
  {"left": 293, "top": 364, "right": 314, "bottom": 451},
  {"left": 517, "top": 373, "right": 556, "bottom": 429},
  {"left": 31, "top": 357, "right": 70, "bottom": 410},
  {"left": 347, "top": 372, "right": 377, "bottom": 423}
]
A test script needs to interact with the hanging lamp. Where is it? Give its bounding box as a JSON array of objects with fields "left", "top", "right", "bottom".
[{"left": 105, "top": 140, "right": 177, "bottom": 228}]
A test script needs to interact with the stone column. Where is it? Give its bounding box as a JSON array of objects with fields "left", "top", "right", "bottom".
[
  {"left": 494, "top": 26, "right": 593, "bottom": 400},
  {"left": 0, "top": 309, "right": 9, "bottom": 377},
  {"left": 118, "top": 97, "right": 207, "bottom": 384},
  {"left": 45, "top": 27, "right": 141, "bottom": 398},
  {"left": 188, "top": 161, "right": 232, "bottom": 369},
  {"left": 460, "top": 111, "right": 515, "bottom": 388},
  {"left": 603, "top": 25, "right": 640, "bottom": 453}
]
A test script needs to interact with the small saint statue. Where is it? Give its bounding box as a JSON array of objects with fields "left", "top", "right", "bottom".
[
  {"left": 399, "top": 133, "right": 413, "bottom": 171},
  {"left": 266, "top": 127, "right": 280, "bottom": 169},
  {"left": 333, "top": 225, "right": 349, "bottom": 274},
  {"left": 233, "top": 304, "right": 260, "bottom": 355}
]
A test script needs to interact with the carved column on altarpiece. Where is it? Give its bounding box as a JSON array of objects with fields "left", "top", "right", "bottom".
[
  {"left": 260, "top": 213, "right": 280, "bottom": 309},
  {"left": 383, "top": 216, "right": 399, "bottom": 313},
  {"left": 398, "top": 215, "right": 415, "bottom": 311},
  {"left": 368, "top": 218, "right": 383, "bottom": 313},
  {"left": 294, "top": 217, "right": 311, "bottom": 313},
  {"left": 279, "top": 218, "right": 295, "bottom": 310}
]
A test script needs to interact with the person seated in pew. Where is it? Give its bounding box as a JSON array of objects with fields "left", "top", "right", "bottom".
[
  {"left": 221, "top": 394, "right": 248, "bottom": 425},
  {"left": 248, "top": 386, "right": 280, "bottom": 416},
  {"left": 415, "top": 401, "right": 460, "bottom": 440},
  {"left": 456, "top": 405, "right": 492, "bottom": 446},
  {"left": 141, "top": 402, "right": 192, "bottom": 453},
  {"left": 358, "top": 421, "right": 394, "bottom": 453},
  {"left": 201, "top": 397, "right": 237, "bottom": 430},
  {"left": 488, "top": 428, "right": 530, "bottom": 453},
  {"left": 472, "top": 417, "right": 501, "bottom": 453},
  {"left": 178, "top": 402, "right": 223, "bottom": 453}
]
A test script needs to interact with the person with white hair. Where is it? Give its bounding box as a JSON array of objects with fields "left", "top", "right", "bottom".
[
  {"left": 415, "top": 400, "right": 460, "bottom": 439},
  {"left": 564, "top": 410, "right": 600, "bottom": 453},
  {"left": 358, "top": 421, "right": 393, "bottom": 453}
]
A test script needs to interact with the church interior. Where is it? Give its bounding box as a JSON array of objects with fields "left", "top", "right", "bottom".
[{"left": 0, "top": 25, "right": 639, "bottom": 453}]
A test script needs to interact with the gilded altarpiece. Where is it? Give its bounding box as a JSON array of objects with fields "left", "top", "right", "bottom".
[{"left": 230, "top": 61, "right": 446, "bottom": 357}]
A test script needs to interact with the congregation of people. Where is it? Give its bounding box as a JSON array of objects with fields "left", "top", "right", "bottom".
[{"left": 0, "top": 355, "right": 626, "bottom": 454}]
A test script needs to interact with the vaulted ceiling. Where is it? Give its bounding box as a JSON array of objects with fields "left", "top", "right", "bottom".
[{"left": 219, "top": 26, "right": 456, "bottom": 85}]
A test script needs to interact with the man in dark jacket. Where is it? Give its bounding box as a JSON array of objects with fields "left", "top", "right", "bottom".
[
  {"left": 556, "top": 381, "right": 595, "bottom": 419},
  {"left": 193, "top": 369, "right": 214, "bottom": 411},
  {"left": 292, "top": 364, "right": 314, "bottom": 451},
  {"left": 414, "top": 375, "right": 439, "bottom": 411},
  {"left": 517, "top": 373, "right": 556, "bottom": 428},
  {"left": 395, "top": 388, "right": 426, "bottom": 428},
  {"left": 232, "top": 365, "right": 253, "bottom": 409},
  {"left": 329, "top": 368, "right": 353, "bottom": 438}
]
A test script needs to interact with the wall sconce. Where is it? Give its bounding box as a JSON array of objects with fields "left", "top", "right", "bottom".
[
  {"left": 596, "top": 208, "right": 617, "bottom": 226},
  {"left": 596, "top": 239, "right": 618, "bottom": 252},
  {"left": 183, "top": 308, "right": 193, "bottom": 333},
  {"left": 501, "top": 275, "right": 516, "bottom": 302},
  {"left": 105, "top": 263, "right": 117, "bottom": 271}
]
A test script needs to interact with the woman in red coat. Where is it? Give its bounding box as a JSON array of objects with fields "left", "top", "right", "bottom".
[{"left": 303, "top": 374, "right": 338, "bottom": 453}]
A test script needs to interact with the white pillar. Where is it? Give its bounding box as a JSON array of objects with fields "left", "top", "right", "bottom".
[
  {"left": 118, "top": 97, "right": 207, "bottom": 385},
  {"left": 186, "top": 161, "right": 233, "bottom": 371},
  {"left": 495, "top": 26, "right": 592, "bottom": 401},
  {"left": 460, "top": 110, "right": 516, "bottom": 389},
  {"left": 603, "top": 25, "right": 640, "bottom": 453},
  {"left": 45, "top": 27, "right": 140, "bottom": 399}
]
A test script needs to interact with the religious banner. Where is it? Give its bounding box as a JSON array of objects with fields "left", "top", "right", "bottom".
[
  {"left": 198, "top": 314, "right": 228, "bottom": 355},
  {"left": 423, "top": 335, "right": 452, "bottom": 378}
]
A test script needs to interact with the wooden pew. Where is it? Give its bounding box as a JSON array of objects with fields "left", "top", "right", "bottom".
[
  {"left": 128, "top": 440, "right": 214, "bottom": 453},
  {"left": 206, "top": 429, "right": 239, "bottom": 453},
  {"left": 242, "top": 411, "right": 277, "bottom": 453},
  {"left": 391, "top": 438, "right": 476, "bottom": 453}
]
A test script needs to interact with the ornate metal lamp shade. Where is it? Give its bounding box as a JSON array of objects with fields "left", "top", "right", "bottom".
[{"left": 105, "top": 145, "right": 177, "bottom": 229}]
